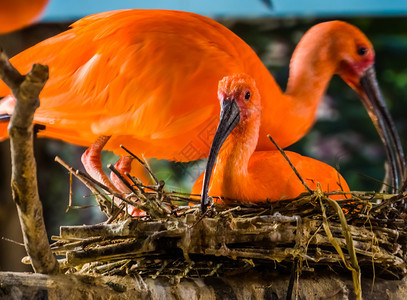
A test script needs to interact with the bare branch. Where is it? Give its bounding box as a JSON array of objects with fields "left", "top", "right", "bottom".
[{"left": 0, "top": 48, "right": 59, "bottom": 274}]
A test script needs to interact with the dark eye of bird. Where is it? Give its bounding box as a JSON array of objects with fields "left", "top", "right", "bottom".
[
  {"left": 244, "top": 91, "right": 250, "bottom": 100},
  {"left": 357, "top": 46, "right": 368, "bottom": 56}
]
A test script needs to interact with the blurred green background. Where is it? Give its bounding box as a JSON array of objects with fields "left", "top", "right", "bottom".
[{"left": 1, "top": 2, "right": 407, "bottom": 272}]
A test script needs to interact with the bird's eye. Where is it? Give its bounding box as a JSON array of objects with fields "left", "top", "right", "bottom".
[
  {"left": 244, "top": 91, "right": 250, "bottom": 100},
  {"left": 357, "top": 46, "right": 368, "bottom": 56}
]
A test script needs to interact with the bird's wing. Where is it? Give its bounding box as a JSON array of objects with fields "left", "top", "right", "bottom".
[{"left": 0, "top": 10, "right": 251, "bottom": 147}]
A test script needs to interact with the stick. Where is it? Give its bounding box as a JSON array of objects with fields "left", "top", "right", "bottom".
[
  {"left": 267, "top": 135, "right": 312, "bottom": 193},
  {"left": 0, "top": 49, "right": 59, "bottom": 274},
  {"left": 120, "top": 145, "right": 159, "bottom": 184},
  {"left": 55, "top": 156, "right": 117, "bottom": 218},
  {"left": 108, "top": 164, "right": 137, "bottom": 193}
]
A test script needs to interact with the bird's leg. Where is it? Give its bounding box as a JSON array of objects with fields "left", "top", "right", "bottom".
[
  {"left": 81, "top": 136, "right": 144, "bottom": 216},
  {"left": 110, "top": 155, "right": 146, "bottom": 217},
  {"left": 110, "top": 156, "right": 133, "bottom": 193},
  {"left": 81, "top": 135, "right": 118, "bottom": 191}
]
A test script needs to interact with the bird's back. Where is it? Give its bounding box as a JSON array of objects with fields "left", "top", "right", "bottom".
[
  {"left": 246, "top": 151, "right": 350, "bottom": 201},
  {"left": 0, "top": 9, "right": 278, "bottom": 160},
  {"left": 192, "top": 151, "right": 349, "bottom": 202}
]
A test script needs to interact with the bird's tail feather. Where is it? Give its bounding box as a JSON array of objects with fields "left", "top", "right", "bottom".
[{"left": 0, "top": 113, "right": 10, "bottom": 140}]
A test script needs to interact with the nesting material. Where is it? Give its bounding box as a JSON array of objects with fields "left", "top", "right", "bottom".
[{"left": 51, "top": 156, "right": 407, "bottom": 283}]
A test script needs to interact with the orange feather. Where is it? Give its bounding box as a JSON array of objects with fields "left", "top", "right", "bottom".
[
  {"left": 0, "top": 10, "right": 402, "bottom": 205},
  {"left": 0, "top": 0, "right": 49, "bottom": 33},
  {"left": 0, "top": 10, "right": 389, "bottom": 160},
  {"left": 0, "top": 121, "right": 7, "bottom": 140}
]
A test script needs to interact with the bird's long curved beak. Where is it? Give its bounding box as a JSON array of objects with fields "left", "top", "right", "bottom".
[
  {"left": 359, "top": 66, "right": 405, "bottom": 191},
  {"left": 201, "top": 99, "right": 240, "bottom": 212}
]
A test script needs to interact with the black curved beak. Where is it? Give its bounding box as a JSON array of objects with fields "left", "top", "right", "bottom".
[
  {"left": 201, "top": 99, "right": 240, "bottom": 212},
  {"left": 359, "top": 66, "right": 405, "bottom": 192}
]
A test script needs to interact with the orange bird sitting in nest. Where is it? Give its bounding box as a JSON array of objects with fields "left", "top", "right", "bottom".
[
  {"left": 194, "top": 73, "right": 350, "bottom": 211},
  {"left": 0, "top": 0, "right": 49, "bottom": 34},
  {"left": 0, "top": 10, "right": 403, "bottom": 213}
]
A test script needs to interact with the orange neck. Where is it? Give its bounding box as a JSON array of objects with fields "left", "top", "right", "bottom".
[
  {"left": 212, "top": 111, "right": 260, "bottom": 196},
  {"left": 257, "top": 34, "right": 337, "bottom": 150},
  {"left": 286, "top": 38, "right": 336, "bottom": 104}
]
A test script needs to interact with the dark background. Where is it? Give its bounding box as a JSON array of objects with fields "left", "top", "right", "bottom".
[{"left": 1, "top": 16, "right": 407, "bottom": 271}]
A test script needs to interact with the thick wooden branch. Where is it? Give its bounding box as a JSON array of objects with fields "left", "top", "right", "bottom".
[
  {"left": 0, "top": 49, "right": 59, "bottom": 274},
  {"left": 0, "top": 271, "right": 406, "bottom": 299}
]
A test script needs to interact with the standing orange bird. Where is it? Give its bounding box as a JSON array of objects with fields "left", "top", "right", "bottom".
[
  {"left": 0, "top": 10, "right": 404, "bottom": 199},
  {"left": 0, "top": 0, "right": 49, "bottom": 34},
  {"left": 194, "top": 73, "right": 350, "bottom": 211}
]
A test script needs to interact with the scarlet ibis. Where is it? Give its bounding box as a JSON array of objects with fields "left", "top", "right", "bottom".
[
  {"left": 0, "top": 10, "right": 404, "bottom": 195},
  {"left": 0, "top": 0, "right": 49, "bottom": 34},
  {"left": 195, "top": 73, "right": 350, "bottom": 211}
]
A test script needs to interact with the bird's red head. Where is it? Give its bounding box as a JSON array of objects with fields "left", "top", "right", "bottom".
[
  {"left": 217, "top": 73, "right": 260, "bottom": 123},
  {"left": 297, "top": 21, "right": 375, "bottom": 90},
  {"left": 327, "top": 21, "right": 375, "bottom": 92}
]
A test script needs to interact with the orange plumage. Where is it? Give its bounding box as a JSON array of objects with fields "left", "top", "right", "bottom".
[
  {"left": 193, "top": 150, "right": 349, "bottom": 202},
  {"left": 0, "top": 0, "right": 49, "bottom": 33},
  {"left": 0, "top": 9, "right": 273, "bottom": 160},
  {"left": 0, "top": 11, "right": 390, "bottom": 158},
  {"left": 194, "top": 74, "right": 349, "bottom": 205},
  {"left": 0, "top": 10, "right": 403, "bottom": 205}
]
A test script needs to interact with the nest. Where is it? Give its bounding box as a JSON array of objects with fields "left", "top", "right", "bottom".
[{"left": 51, "top": 156, "right": 407, "bottom": 286}]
